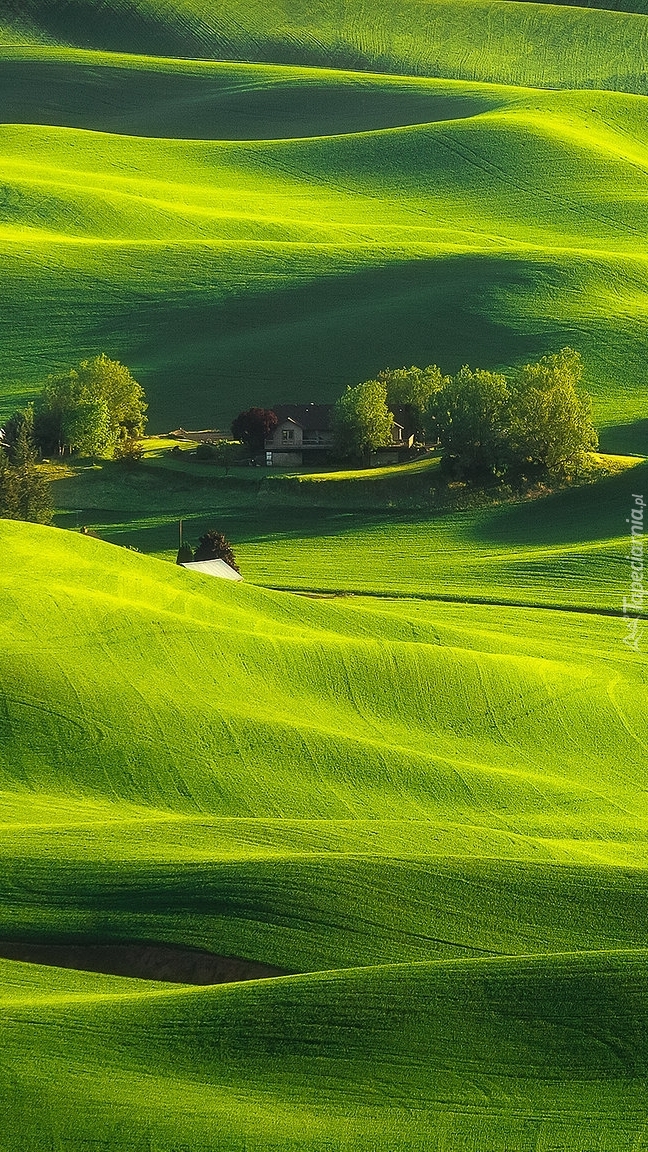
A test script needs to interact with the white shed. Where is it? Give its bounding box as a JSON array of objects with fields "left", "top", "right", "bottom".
[{"left": 181, "top": 560, "right": 243, "bottom": 582}]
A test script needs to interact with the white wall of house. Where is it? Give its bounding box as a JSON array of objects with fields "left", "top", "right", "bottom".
[{"left": 268, "top": 420, "right": 303, "bottom": 448}]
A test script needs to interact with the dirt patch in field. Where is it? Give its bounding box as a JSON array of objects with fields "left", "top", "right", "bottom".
[{"left": 0, "top": 940, "right": 290, "bottom": 984}]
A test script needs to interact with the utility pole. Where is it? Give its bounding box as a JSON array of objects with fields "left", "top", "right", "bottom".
[{"left": 179, "top": 518, "right": 183, "bottom": 549}]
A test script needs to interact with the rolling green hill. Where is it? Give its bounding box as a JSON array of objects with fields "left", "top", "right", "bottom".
[
  {"left": 0, "top": 66, "right": 648, "bottom": 439},
  {"left": 2, "top": 4, "right": 648, "bottom": 1145},
  {"left": 240, "top": 458, "right": 648, "bottom": 606},
  {"left": 0, "top": 521, "right": 647, "bottom": 1148},
  {"left": 0, "top": 51, "right": 500, "bottom": 138},
  {"left": 8, "top": 0, "right": 648, "bottom": 91},
  {"left": 5, "top": 952, "right": 648, "bottom": 1151},
  {"left": 49, "top": 451, "right": 647, "bottom": 611},
  {"left": 0, "top": 0, "right": 647, "bottom": 441}
]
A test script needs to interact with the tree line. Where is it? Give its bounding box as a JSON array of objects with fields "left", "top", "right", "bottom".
[
  {"left": 0, "top": 406, "right": 53, "bottom": 524},
  {"left": 0, "top": 346, "right": 599, "bottom": 529},
  {"left": 0, "top": 354, "right": 147, "bottom": 523},
  {"left": 229, "top": 348, "right": 597, "bottom": 482},
  {"left": 334, "top": 347, "right": 598, "bottom": 481}
]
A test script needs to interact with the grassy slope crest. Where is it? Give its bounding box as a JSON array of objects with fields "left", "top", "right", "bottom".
[
  {"left": 8, "top": 0, "right": 648, "bottom": 92},
  {"left": 0, "top": 73, "right": 648, "bottom": 431},
  {"left": 1, "top": 522, "right": 647, "bottom": 1147}
]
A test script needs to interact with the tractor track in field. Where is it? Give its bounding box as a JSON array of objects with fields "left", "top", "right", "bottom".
[{"left": 270, "top": 586, "right": 646, "bottom": 620}]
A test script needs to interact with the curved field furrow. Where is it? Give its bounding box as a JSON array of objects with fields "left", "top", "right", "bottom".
[{"left": 3, "top": 948, "right": 648, "bottom": 1148}]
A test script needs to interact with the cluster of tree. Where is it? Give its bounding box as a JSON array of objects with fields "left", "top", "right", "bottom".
[
  {"left": 338, "top": 348, "right": 597, "bottom": 481},
  {"left": 332, "top": 379, "right": 394, "bottom": 463},
  {"left": 0, "top": 407, "right": 53, "bottom": 524},
  {"left": 430, "top": 348, "right": 597, "bottom": 481},
  {"left": 0, "top": 354, "right": 147, "bottom": 525},
  {"left": 32, "top": 353, "right": 147, "bottom": 457},
  {"left": 176, "top": 530, "right": 240, "bottom": 573},
  {"left": 330, "top": 365, "right": 445, "bottom": 462}
]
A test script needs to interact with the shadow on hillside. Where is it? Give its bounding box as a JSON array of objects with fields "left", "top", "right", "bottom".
[
  {"left": 118, "top": 255, "right": 559, "bottom": 429},
  {"left": 0, "top": 939, "right": 289, "bottom": 984},
  {"left": 55, "top": 504, "right": 391, "bottom": 554},
  {"left": 0, "top": 61, "right": 501, "bottom": 139},
  {"left": 476, "top": 461, "right": 648, "bottom": 546},
  {"left": 9, "top": 1, "right": 413, "bottom": 68},
  {"left": 599, "top": 420, "right": 648, "bottom": 457},
  {"left": 12, "top": 0, "right": 196, "bottom": 58}
]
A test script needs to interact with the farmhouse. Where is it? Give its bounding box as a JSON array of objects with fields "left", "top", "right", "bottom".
[{"left": 264, "top": 403, "right": 414, "bottom": 467}]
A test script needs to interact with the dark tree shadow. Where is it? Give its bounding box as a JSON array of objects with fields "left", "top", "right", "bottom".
[
  {"left": 599, "top": 420, "right": 648, "bottom": 457},
  {"left": 116, "top": 254, "right": 558, "bottom": 429},
  {"left": 475, "top": 461, "right": 648, "bottom": 547}
]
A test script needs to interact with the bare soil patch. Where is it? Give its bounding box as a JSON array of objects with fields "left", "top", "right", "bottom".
[{"left": 0, "top": 940, "right": 290, "bottom": 984}]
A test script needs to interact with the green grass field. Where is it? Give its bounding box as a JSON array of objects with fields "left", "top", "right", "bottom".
[
  {"left": 0, "top": 39, "right": 646, "bottom": 443},
  {"left": 1, "top": 521, "right": 648, "bottom": 1149},
  {"left": 48, "top": 449, "right": 646, "bottom": 611},
  {"left": 3, "top": 1, "right": 648, "bottom": 1146}
]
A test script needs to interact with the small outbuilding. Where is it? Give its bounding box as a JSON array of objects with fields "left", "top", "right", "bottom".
[{"left": 181, "top": 559, "right": 243, "bottom": 582}]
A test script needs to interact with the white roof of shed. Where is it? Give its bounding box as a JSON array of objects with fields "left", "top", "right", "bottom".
[{"left": 181, "top": 559, "right": 243, "bottom": 581}]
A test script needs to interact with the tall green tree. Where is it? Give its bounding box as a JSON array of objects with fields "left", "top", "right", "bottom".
[
  {"left": 0, "top": 410, "right": 53, "bottom": 524},
  {"left": 0, "top": 406, "right": 35, "bottom": 465},
  {"left": 428, "top": 366, "right": 511, "bottom": 480},
  {"left": 508, "top": 348, "right": 598, "bottom": 479},
  {"left": 333, "top": 380, "right": 394, "bottom": 463},
  {"left": 378, "top": 364, "right": 445, "bottom": 437},
  {"left": 35, "top": 354, "right": 146, "bottom": 457},
  {"left": 0, "top": 450, "right": 19, "bottom": 519}
]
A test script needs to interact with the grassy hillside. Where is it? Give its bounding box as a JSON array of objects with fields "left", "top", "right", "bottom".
[
  {"left": 1, "top": 74, "right": 648, "bottom": 439},
  {"left": 510, "top": 0, "right": 648, "bottom": 15},
  {"left": 8, "top": 1, "right": 648, "bottom": 91},
  {"left": 0, "top": 521, "right": 647, "bottom": 1148},
  {"left": 5, "top": 953, "right": 648, "bottom": 1151},
  {"left": 0, "top": 51, "right": 501, "bottom": 138},
  {"left": 241, "top": 462, "right": 648, "bottom": 605},
  {"left": 49, "top": 451, "right": 646, "bottom": 610}
]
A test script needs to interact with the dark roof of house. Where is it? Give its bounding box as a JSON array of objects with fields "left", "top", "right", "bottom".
[{"left": 271, "top": 404, "right": 333, "bottom": 431}]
